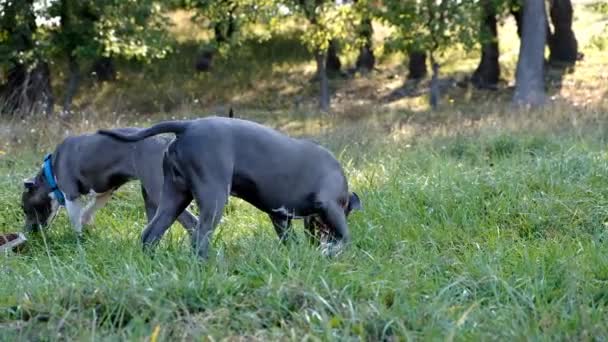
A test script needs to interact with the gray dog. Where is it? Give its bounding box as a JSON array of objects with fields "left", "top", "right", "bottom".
[
  {"left": 21, "top": 129, "right": 198, "bottom": 234},
  {"left": 98, "top": 116, "right": 361, "bottom": 258}
]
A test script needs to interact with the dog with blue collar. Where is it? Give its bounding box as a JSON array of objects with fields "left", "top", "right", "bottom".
[{"left": 21, "top": 129, "right": 198, "bottom": 235}]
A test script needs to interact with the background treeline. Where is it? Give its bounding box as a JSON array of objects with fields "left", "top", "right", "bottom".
[{"left": 0, "top": 0, "right": 605, "bottom": 116}]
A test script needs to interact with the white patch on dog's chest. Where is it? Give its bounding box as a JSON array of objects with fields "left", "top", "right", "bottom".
[{"left": 46, "top": 192, "right": 61, "bottom": 225}]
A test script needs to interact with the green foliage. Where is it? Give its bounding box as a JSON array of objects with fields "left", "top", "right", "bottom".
[
  {"left": 378, "top": 0, "right": 480, "bottom": 58},
  {"left": 45, "top": 0, "right": 172, "bottom": 61},
  {"left": 0, "top": 0, "right": 40, "bottom": 67},
  {"left": 94, "top": 1, "right": 172, "bottom": 61},
  {"left": 586, "top": 1, "right": 608, "bottom": 15},
  {"left": 0, "top": 0, "right": 172, "bottom": 74},
  {"left": 586, "top": 1, "right": 608, "bottom": 51},
  {"left": 177, "top": 0, "right": 277, "bottom": 55},
  {"left": 279, "top": 1, "right": 358, "bottom": 54}
]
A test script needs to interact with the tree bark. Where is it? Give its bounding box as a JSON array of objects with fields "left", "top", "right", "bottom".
[
  {"left": 355, "top": 16, "right": 375, "bottom": 73},
  {"left": 315, "top": 50, "right": 330, "bottom": 111},
  {"left": 513, "top": 0, "right": 547, "bottom": 107},
  {"left": 326, "top": 39, "right": 341, "bottom": 74},
  {"left": 408, "top": 50, "right": 427, "bottom": 80},
  {"left": 512, "top": 0, "right": 552, "bottom": 56},
  {"left": 429, "top": 62, "right": 440, "bottom": 109},
  {"left": 63, "top": 55, "right": 81, "bottom": 113},
  {"left": 472, "top": 0, "right": 500, "bottom": 89},
  {"left": 548, "top": 0, "right": 578, "bottom": 64}
]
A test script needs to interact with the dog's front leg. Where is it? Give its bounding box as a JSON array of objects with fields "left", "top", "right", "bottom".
[
  {"left": 270, "top": 215, "right": 294, "bottom": 244},
  {"left": 81, "top": 191, "right": 113, "bottom": 226},
  {"left": 65, "top": 198, "right": 85, "bottom": 235}
]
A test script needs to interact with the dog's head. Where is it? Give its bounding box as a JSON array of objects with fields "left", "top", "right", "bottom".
[
  {"left": 307, "top": 192, "right": 362, "bottom": 256},
  {"left": 21, "top": 172, "right": 60, "bottom": 232}
]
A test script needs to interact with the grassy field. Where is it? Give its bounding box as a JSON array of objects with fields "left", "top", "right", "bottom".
[
  {"left": 4, "top": 116, "right": 608, "bottom": 340},
  {"left": 2, "top": 1, "right": 608, "bottom": 340}
]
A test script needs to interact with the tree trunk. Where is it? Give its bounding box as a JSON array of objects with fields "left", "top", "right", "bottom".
[
  {"left": 63, "top": 55, "right": 81, "bottom": 113},
  {"left": 513, "top": 0, "right": 547, "bottom": 107},
  {"left": 30, "top": 62, "right": 54, "bottom": 116},
  {"left": 195, "top": 48, "right": 215, "bottom": 72},
  {"left": 213, "top": 22, "right": 228, "bottom": 44},
  {"left": 326, "top": 39, "right": 341, "bottom": 74},
  {"left": 213, "top": 11, "right": 235, "bottom": 45},
  {"left": 355, "top": 16, "right": 375, "bottom": 73},
  {"left": 472, "top": 0, "right": 500, "bottom": 89},
  {"left": 1, "top": 62, "right": 54, "bottom": 116},
  {"left": 429, "top": 62, "right": 440, "bottom": 109},
  {"left": 407, "top": 50, "right": 427, "bottom": 80},
  {"left": 315, "top": 50, "right": 330, "bottom": 111},
  {"left": 512, "top": 0, "right": 552, "bottom": 55},
  {"left": 0, "top": 0, "right": 53, "bottom": 116},
  {"left": 548, "top": 0, "right": 578, "bottom": 64},
  {"left": 91, "top": 56, "right": 115, "bottom": 82}
]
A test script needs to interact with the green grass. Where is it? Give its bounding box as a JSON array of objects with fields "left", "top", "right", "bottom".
[
  {"left": 1, "top": 1, "right": 608, "bottom": 340},
  {"left": 3, "top": 123, "right": 608, "bottom": 340}
]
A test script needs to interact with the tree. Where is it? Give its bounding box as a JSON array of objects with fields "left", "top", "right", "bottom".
[
  {"left": 282, "top": 0, "right": 356, "bottom": 111},
  {"left": 0, "top": 0, "right": 54, "bottom": 116},
  {"left": 180, "top": 0, "right": 275, "bottom": 72},
  {"left": 380, "top": 0, "right": 478, "bottom": 106},
  {"left": 471, "top": 0, "right": 500, "bottom": 89},
  {"left": 353, "top": 0, "right": 375, "bottom": 73},
  {"left": 513, "top": 0, "right": 547, "bottom": 107},
  {"left": 379, "top": 0, "right": 478, "bottom": 78},
  {"left": 1, "top": 0, "right": 173, "bottom": 115},
  {"left": 548, "top": 0, "right": 578, "bottom": 64},
  {"left": 511, "top": 0, "right": 573, "bottom": 65},
  {"left": 326, "top": 39, "right": 342, "bottom": 74},
  {"left": 47, "top": 0, "right": 172, "bottom": 113},
  {"left": 407, "top": 50, "right": 427, "bottom": 80},
  {"left": 91, "top": 56, "right": 116, "bottom": 82},
  {"left": 184, "top": 0, "right": 238, "bottom": 50}
]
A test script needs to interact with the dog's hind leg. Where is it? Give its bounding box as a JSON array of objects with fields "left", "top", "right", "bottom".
[
  {"left": 191, "top": 183, "right": 228, "bottom": 259},
  {"left": 141, "top": 162, "right": 193, "bottom": 251},
  {"left": 140, "top": 185, "right": 158, "bottom": 223},
  {"left": 176, "top": 211, "right": 198, "bottom": 235},
  {"left": 141, "top": 184, "right": 198, "bottom": 235}
]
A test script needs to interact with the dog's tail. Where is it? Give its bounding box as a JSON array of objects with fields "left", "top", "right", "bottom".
[{"left": 97, "top": 121, "right": 190, "bottom": 142}]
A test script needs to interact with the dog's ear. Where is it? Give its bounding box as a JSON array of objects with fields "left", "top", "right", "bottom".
[
  {"left": 348, "top": 192, "right": 362, "bottom": 212},
  {"left": 23, "top": 178, "right": 36, "bottom": 190}
]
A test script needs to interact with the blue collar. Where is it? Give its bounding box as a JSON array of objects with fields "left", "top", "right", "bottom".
[{"left": 43, "top": 153, "right": 65, "bottom": 206}]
